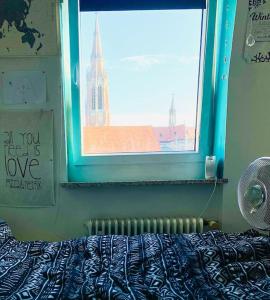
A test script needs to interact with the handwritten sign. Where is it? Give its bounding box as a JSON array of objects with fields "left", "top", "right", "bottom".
[
  {"left": 0, "top": 111, "right": 54, "bottom": 207},
  {"left": 244, "top": 0, "right": 270, "bottom": 63}
]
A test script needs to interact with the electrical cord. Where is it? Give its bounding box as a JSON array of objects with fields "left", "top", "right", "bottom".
[{"left": 199, "top": 178, "right": 218, "bottom": 218}]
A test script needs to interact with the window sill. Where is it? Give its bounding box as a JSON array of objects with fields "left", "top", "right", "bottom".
[{"left": 61, "top": 178, "right": 228, "bottom": 188}]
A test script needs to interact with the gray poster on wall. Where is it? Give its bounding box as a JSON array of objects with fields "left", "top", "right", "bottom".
[
  {"left": 0, "top": 110, "right": 54, "bottom": 207},
  {"left": 244, "top": 0, "right": 270, "bottom": 63},
  {"left": 2, "top": 71, "right": 46, "bottom": 105}
]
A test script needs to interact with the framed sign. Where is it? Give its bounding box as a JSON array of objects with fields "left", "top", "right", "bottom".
[
  {"left": 244, "top": 0, "right": 270, "bottom": 63},
  {"left": 0, "top": 110, "right": 54, "bottom": 207}
]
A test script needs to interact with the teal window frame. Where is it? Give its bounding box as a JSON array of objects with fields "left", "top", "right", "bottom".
[{"left": 61, "top": 0, "right": 237, "bottom": 183}]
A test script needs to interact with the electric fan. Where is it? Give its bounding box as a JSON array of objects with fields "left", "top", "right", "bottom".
[{"left": 238, "top": 157, "right": 270, "bottom": 231}]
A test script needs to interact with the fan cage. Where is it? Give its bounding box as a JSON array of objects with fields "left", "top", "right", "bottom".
[{"left": 238, "top": 157, "right": 270, "bottom": 231}]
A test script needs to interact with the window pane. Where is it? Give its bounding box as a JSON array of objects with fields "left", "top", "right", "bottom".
[{"left": 79, "top": 10, "right": 203, "bottom": 155}]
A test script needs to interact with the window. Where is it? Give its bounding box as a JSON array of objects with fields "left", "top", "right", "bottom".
[
  {"left": 80, "top": 8, "right": 202, "bottom": 155},
  {"left": 98, "top": 85, "right": 103, "bottom": 110},
  {"left": 61, "top": 0, "right": 236, "bottom": 182}
]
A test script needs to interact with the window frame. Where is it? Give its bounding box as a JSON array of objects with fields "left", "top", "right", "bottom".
[{"left": 62, "top": 0, "right": 219, "bottom": 182}]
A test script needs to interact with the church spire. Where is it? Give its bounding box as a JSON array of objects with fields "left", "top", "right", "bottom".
[
  {"left": 169, "top": 94, "right": 176, "bottom": 128},
  {"left": 91, "top": 14, "right": 103, "bottom": 60},
  {"left": 85, "top": 14, "right": 110, "bottom": 127}
]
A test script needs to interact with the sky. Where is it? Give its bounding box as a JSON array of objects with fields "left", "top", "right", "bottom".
[{"left": 79, "top": 9, "right": 203, "bottom": 127}]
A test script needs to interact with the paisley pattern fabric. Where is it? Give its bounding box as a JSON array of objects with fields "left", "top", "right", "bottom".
[{"left": 1, "top": 221, "right": 270, "bottom": 299}]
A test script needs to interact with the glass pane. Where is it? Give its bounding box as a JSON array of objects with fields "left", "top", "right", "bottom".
[{"left": 79, "top": 10, "right": 203, "bottom": 155}]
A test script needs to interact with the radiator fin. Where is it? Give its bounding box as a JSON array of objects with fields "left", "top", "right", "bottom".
[{"left": 86, "top": 217, "right": 204, "bottom": 235}]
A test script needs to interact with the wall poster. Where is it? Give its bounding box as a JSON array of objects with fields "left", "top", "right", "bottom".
[
  {"left": 0, "top": 111, "right": 54, "bottom": 207},
  {"left": 2, "top": 71, "right": 47, "bottom": 105},
  {"left": 0, "top": 0, "right": 58, "bottom": 56},
  {"left": 244, "top": 0, "right": 270, "bottom": 63}
]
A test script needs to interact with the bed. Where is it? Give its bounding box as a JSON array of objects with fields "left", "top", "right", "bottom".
[{"left": 0, "top": 219, "right": 270, "bottom": 299}]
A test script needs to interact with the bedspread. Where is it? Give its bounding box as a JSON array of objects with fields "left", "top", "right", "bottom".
[{"left": 0, "top": 221, "right": 270, "bottom": 299}]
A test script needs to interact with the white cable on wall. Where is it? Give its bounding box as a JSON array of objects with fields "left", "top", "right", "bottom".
[{"left": 199, "top": 178, "right": 218, "bottom": 218}]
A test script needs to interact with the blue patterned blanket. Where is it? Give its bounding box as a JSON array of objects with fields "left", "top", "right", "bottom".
[{"left": 0, "top": 220, "right": 270, "bottom": 299}]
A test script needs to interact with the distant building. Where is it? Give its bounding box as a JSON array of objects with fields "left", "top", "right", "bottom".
[
  {"left": 154, "top": 96, "right": 184, "bottom": 142},
  {"left": 153, "top": 97, "right": 192, "bottom": 151},
  {"left": 154, "top": 125, "right": 185, "bottom": 143},
  {"left": 169, "top": 94, "right": 176, "bottom": 128},
  {"left": 185, "top": 126, "right": 196, "bottom": 140},
  {"left": 85, "top": 16, "right": 110, "bottom": 127}
]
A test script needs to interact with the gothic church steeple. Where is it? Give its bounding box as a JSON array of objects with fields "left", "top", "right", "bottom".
[
  {"left": 169, "top": 94, "right": 176, "bottom": 128},
  {"left": 85, "top": 15, "right": 110, "bottom": 126}
]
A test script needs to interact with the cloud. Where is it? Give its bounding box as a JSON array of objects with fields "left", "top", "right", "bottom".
[
  {"left": 176, "top": 55, "right": 199, "bottom": 64},
  {"left": 120, "top": 54, "right": 199, "bottom": 71},
  {"left": 121, "top": 55, "right": 162, "bottom": 70}
]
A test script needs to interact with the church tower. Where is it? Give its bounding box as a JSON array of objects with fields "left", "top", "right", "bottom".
[
  {"left": 85, "top": 15, "right": 110, "bottom": 126},
  {"left": 169, "top": 94, "right": 176, "bottom": 128}
]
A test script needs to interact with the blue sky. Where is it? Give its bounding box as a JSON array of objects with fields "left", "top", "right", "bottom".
[{"left": 79, "top": 9, "right": 203, "bottom": 127}]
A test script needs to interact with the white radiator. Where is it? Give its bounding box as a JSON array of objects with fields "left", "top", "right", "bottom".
[{"left": 86, "top": 217, "right": 205, "bottom": 235}]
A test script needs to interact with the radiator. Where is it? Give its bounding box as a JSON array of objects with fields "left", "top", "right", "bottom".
[{"left": 86, "top": 217, "right": 206, "bottom": 235}]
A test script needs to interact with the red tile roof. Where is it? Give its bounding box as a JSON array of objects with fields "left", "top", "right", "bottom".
[{"left": 83, "top": 126, "right": 160, "bottom": 154}]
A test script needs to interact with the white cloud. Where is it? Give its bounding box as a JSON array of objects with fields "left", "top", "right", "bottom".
[
  {"left": 120, "top": 55, "right": 162, "bottom": 70},
  {"left": 120, "top": 54, "right": 199, "bottom": 71},
  {"left": 176, "top": 55, "right": 199, "bottom": 64}
]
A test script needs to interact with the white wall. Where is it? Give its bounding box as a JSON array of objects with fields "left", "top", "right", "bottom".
[{"left": 222, "top": 0, "right": 270, "bottom": 232}]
